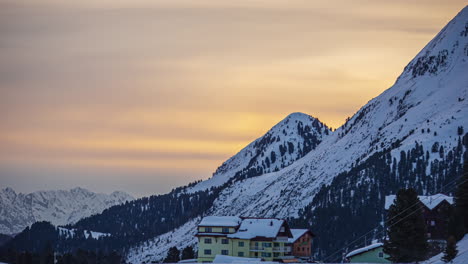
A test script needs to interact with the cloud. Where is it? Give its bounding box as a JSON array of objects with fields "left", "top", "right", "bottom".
[{"left": 0, "top": 0, "right": 466, "bottom": 196}]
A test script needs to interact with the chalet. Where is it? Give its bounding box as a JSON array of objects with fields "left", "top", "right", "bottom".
[
  {"left": 287, "top": 229, "right": 315, "bottom": 260},
  {"left": 345, "top": 243, "right": 390, "bottom": 263},
  {"left": 196, "top": 216, "right": 313, "bottom": 263},
  {"left": 385, "top": 194, "right": 453, "bottom": 240}
]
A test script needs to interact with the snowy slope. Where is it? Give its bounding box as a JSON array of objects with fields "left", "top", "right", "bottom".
[
  {"left": 0, "top": 187, "right": 134, "bottom": 235},
  {"left": 127, "top": 6, "right": 468, "bottom": 262},
  {"left": 206, "top": 4, "right": 468, "bottom": 218},
  {"left": 127, "top": 218, "right": 200, "bottom": 264},
  {"left": 189, "top": 112, "right": 330, "bottom": 192},
  {"left": 424, "top": 235, "right": 468, "bottom": 264}
]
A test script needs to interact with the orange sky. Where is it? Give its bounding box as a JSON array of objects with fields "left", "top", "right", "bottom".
[{"left": 0, "top": 0, "right": 466, "bottom": 197}]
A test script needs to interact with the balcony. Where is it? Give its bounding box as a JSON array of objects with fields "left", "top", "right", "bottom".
[
  {"left": 273, "top": 246, "right": 291, "bottom": 252},
  {"left": 250, "top": 246, "right": 266, "bottom": 251}
]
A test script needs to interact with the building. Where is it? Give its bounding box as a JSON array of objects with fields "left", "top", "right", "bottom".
[
  {"left": 196, "top": 216, "right": 242, "bottom": 263},
  {"left": 196, "top": 216, "right": 312, "bottom": 263},
  {"left": 345, "top": 243, "right": 390, "bottom": 263},
  {"left": 288, "top": 229, "right": 314, "bottom": 259},
  {"left": 385, "top": 194, "right": 453, "bottom": 240}
]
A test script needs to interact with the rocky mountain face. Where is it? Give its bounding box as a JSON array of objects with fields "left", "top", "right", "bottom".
[
  {"left": 127, "top": 6, "right": 468, "bottom": 263},
  {"left": 0, "top": 187, "right": 134, "bottom": 235}
]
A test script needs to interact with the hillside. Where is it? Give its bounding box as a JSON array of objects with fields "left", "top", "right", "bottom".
[{"left": 127, "top": 6, "right": 468, "bottom": 263}]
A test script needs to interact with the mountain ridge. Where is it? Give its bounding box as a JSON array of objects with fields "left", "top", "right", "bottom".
[{"left": 0, "top": 187, "right": 134, "bottom": 235}]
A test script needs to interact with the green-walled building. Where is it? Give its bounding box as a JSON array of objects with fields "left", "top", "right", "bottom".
[
  {"left": 345, "top": 243, "right": 391, "bottom": 263},
  {"left": 196, "top": 216, "right": 300, "bottom": 263}
]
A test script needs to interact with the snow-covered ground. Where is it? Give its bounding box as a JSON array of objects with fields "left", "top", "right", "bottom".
[
  {"left": 127, "top": 218, "right": 200, "bottom": 264},
  {"left": 424, "top": 235, "right": 468, "bottom": 264}
]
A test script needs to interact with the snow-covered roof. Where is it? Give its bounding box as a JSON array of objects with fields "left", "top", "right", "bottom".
[
  {"left": 385, "top": 194, "right": 453, "bottom": 210},
  {"left": 345, "top": 243, "right": 383, "bottom": 258},
  {"left": 198, "top": 216, "right": 242, "bottom": 227},
  {"left": 288, "top": 229, "right": 309, "bottom": 243},
  {"left": 213, "top": 255, "right": 262, "bottom": 263},
  {"left": 227, "top": 218, "right": 285, "bottom": 239}
]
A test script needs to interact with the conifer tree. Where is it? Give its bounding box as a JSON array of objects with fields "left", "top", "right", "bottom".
[
  {"left": 442, "top": 236, "right": 458, "bottom": 263},
  {"left": 454, "top": 161, "right": 468, "bottom": 235},
  {"left": 181, "top": 246, "right": 195, "bottom": 260},
  {"left": 163, "top": 246, "right": 180, "bottom": 263},
  {"left": 384, "top": 188, "right": 429, "bottom": 262}
]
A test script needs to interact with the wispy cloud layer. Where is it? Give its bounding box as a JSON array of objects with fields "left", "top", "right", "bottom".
[{"left": 0, "top": 0, "right": 466, "bottom": 196}]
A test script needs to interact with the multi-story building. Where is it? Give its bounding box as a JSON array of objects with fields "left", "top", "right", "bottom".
[
  {"left": 288, "top": 229, "right": 315, "bottom": 259},
  {"left": 196, "top": 216, "right": 311, "bottom": 263},
  {"left": 384, "top": 194, "right": 453, "bottom": 240},
  {"left": 196, "top": 216, "right": 242, "bottom": 263}
]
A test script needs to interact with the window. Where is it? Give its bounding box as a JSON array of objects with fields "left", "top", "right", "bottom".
[
  {"left": 427, "top": 232, "right": 432, "bottom": 238},
  {"left": 204, "top": 249, "right": 211, "bottom": 255},
  {"left": 302, "top": 247, "right": 305, "bottom": 252},
  {"left": 205, "top": 227, "right": 212, "bottom": 232},
  {"left": 280, "top": 226, "right": 285, "bottom": 232},
  {"left": 431, "top": 220, "right": 436, "bottom": 226},
  {"left": 378, "top": 252, "right": 384, "bottom": 258},
  {"left": 222, "top": 227, "right": 229, "bottom": 233},
  {"left": 297, "top": 247, "right": 300, "bottom": 252},
  {"left": 274, "top": 243, "right": 280, "bottom": 247},
  {"left": 222, "top": 239, "right": 229, "bottom": 244},
  {"left": 261, "top": 252, "right": 272, "bottom": 258},
  {"left": 204, "top": 238, "right": 212, "bottom": 244},
  {"left": 263, "top": 242, "right": 272, "bottom": 248},
  {"left": 238, "top": 241, "right": 245, "bottom": 247},
  {"left": 273, "top": 253, "right": 280, "bottom": 257},
  {"left": 221, "top": 250, "right": 229, "bottom": 255},
  {"left": 238, "top": 252, "right": 244, "bottom": 257}
]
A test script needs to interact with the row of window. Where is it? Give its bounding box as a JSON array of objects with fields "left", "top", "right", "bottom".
[
  {"left": 204, "top": 238, "right": 232, "bottom": 244},
  {"left": 253, "top": 242, "right": 272, "bottom": 248},
  {"left": 203, "top": 249, "right": 230, "bottom": 255},
  {"left": 202, "top": 227, "right": 231, "bottom": 233},
  {"left": 296, "top": 247, "right": 308, "bottom": 252},
  {"left": 203, "top": 238, "right": 247, "bottom": 247},
  {"left": 203, "top": 250, "right": 285, "bottom": 258}
]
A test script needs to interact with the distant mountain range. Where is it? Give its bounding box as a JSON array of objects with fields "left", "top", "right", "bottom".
[
  {"left": 2, "top": 5, "right": 467, "bottom": 264},
  {"left": 0, "top": 187, "right": 134, "bottom": 235}
]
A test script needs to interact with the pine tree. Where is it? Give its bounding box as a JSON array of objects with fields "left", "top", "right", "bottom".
[
  {"left": 163, "top": 246, "right": 180, "bottom": 263},
  {"left": 384, "top": 188, "right": 429, "bottom": 262},
  {"left": 181, "top": 246, "right": 195, "bottom": 260},
  {"left": 454, "top": 160, "right": 468, "bottom": 238},
  {"left": 442, "top": 236, "right": 458, "bottom": 263}
]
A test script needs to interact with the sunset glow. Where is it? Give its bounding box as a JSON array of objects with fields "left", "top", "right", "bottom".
[{"left": 0, "top": 0, "right": 466, "bottom": 196}]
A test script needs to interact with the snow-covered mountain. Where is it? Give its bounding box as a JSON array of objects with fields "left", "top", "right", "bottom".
[
  {"left": 0, "top": 187, "right": 134, "bottom": 235},
  {"left": 127, "top": 6, "right": 468, "bottom": 263},
  {"left": 189, "top": 112, "right": 331, "bottom": 192}
]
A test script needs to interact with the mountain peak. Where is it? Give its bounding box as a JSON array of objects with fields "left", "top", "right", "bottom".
[
  {"left": 283, "top": 112, "right": 311, "bottom": 120},
  {"left": 398, "top": 5, "right": 468, "bottom": 81},
  {"left": 188, "top": 112, "right": 331, "bottom": 192}
]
